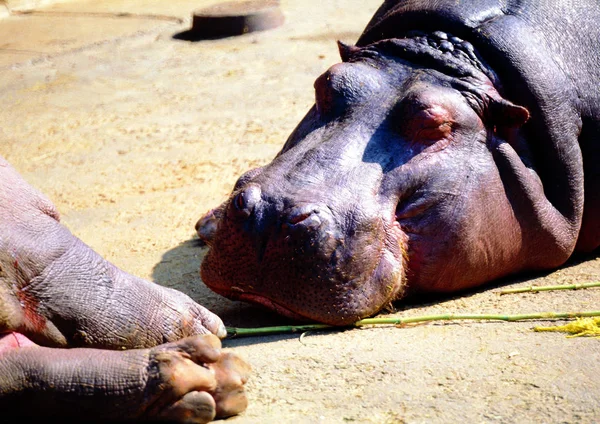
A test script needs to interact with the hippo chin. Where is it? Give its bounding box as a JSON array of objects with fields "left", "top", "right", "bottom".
[{"left": 198, "top": 0, "right": 600, "bottom": 326}]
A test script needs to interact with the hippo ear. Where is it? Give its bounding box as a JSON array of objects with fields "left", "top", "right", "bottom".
[
  {"left": 488, "top": 98, "right": 530, "bottom": 128},
  {"left": 337, "top": 41, "right": 361, "bottom": 62}
]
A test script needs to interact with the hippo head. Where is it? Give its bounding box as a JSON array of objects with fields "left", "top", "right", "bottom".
[{"left": 198, "top": 33, "right": 535, "bottom": 325}]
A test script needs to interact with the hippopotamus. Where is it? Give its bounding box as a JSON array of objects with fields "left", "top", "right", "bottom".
[
  {"left": 0, "top": 156, "right": 250, "bottom": 421},
  {"left": 197, "top": 0, "right": 600, "bottom": 325}
]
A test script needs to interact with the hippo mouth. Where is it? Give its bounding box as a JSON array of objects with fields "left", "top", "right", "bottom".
[{"left": 212, "top": 288, "right": 312, "bottom": 322}]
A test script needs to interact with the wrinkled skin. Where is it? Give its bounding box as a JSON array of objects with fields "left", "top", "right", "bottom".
[
  {"left": 0, "top": 333, "right": 250, "bottom": 422},
  {"left": 198, "top": 0, "right": 600, "bottom": 326},
  {"left": 0, "top": 156, "right": 250, "bottom": 422}
]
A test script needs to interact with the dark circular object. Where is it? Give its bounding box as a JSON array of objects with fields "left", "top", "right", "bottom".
[{"left": 192, "top": 1, "right": 284, "bottom": 38}]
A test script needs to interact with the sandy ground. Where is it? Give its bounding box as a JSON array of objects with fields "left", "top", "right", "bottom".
[{"left": 1, "top": 1, "right": 600, "bottom": 422}]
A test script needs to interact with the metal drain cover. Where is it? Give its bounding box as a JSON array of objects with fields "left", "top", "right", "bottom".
[{"left": 191, "top": 0, "right": 284, "bottom": 38}]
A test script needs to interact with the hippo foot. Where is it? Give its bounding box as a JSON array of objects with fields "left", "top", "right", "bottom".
[
  {"left": 0, "top": 156, "right": 225, "bottom": 349},
  {"left": 0, "top": 333, "right": 250, "bottom": 422}
]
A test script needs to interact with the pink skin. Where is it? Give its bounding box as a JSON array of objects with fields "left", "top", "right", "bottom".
[{"left": 0, "top": 332, "right": 36, "bottom": 354}]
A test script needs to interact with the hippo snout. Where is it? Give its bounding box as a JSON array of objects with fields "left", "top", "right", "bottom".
[
  {"left": 230, "top": 185, "right": 331, "bottom": 237},
  {"left": 226, "top": 186, "right": 341, "bottom": 263},
  {"left": 200, "top": 183, "right": 406, "bottom": 325},
  {"left": 231, "top": 186, "right": 330, "bottom": 234}
]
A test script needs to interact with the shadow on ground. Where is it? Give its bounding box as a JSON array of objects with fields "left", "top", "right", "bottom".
[
  {"left": 152, "top": 237, "right": 296, "bottom": 330},
  {"left": 172, "top": 29, "right": 236, "bottom": 42}
]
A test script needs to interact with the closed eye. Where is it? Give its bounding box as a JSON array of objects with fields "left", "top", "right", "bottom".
[{"left": 390, "top": 95, "right": 454, "bottom": 146}]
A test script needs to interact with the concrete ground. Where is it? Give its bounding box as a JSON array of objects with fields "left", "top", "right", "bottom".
[{"left": 1, "top": 1, "right": 599, "bottom": 423}]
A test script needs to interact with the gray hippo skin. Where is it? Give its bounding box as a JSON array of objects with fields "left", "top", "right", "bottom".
[
  {"left": 198, "top": 0, "right": 600, "bottom": 325},
  {"left": 0, "top": 156, "right": 250, "bottom": 422}
]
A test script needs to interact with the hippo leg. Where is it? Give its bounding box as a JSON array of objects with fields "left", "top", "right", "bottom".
[
  {"left": 0, "top": 155, "right": 225, "bottom": 348},
  {"left": 0, "top": 333, "right": 250, "bottom": 422},
  {"left": 0, "top": 155, "right": 251, "bottom": 420}
]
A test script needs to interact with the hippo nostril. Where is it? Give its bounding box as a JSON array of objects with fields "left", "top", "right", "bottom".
[
  {"left": 232, "top": 185, "right": 261, "bottom": 215},
  {"left": 234, "top": 192, "right": 245, "bottom": 210},
  {"left": 283, "top": 206, "right": 325, "bottom": 231},
  {"left": 288, "top": 212, "right": 313, "bottom": 225}
]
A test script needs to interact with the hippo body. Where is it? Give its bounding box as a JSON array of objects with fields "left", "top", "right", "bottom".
[{"left": 199, "top": 0, "right": 600, "bottom": 325}]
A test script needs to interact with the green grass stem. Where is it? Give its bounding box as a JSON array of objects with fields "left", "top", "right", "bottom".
[
  {"left": 226, "top": 310, "right": 600, "bottom": 338},
  {"left": 498, "top": 281, "right": 600, "bottom": 295}
]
